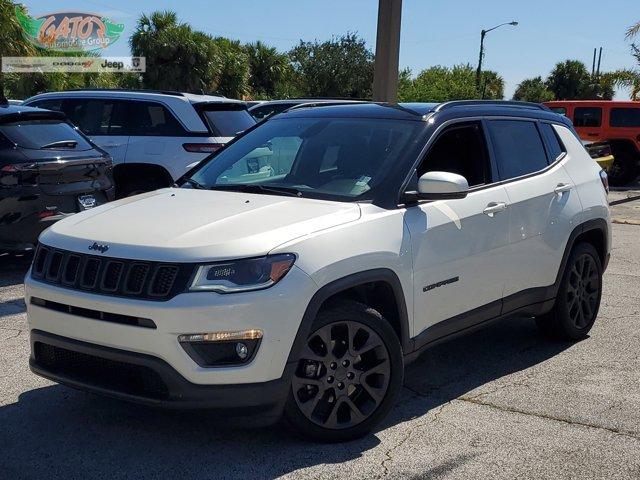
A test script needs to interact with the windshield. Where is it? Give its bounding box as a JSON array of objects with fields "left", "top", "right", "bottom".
[
  {"left": 0, "top": 119, "right": 93, "bottom": 151},
  {"left": 184, "top": 117, "right": 422, "bottom": 201}
]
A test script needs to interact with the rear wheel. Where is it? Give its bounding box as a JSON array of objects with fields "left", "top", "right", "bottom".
[
  {"left": 284, "top": 301, "right": 403, "bottom": 442},
  {"left": 536, "top": 242, "right": 603, "bottom": 340},
  {"left": 608, "top": 149, "right": 639, "bottom": 186}
]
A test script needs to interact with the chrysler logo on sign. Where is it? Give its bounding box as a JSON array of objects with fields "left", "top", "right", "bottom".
[{"left": 88, "top": 242, "right": 109, "bottom": 254}]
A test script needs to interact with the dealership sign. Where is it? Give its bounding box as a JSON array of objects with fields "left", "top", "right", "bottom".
[{"left": 15, "top": 7, "right": 125, "bottom": 52}]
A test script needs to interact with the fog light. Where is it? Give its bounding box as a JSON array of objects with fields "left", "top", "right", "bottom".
[
  {"left": 236, "top": 342, "right": 248, "bottom": 359},
  {"left": 178, "top": 329, "right": 262, "bottom": 367}
]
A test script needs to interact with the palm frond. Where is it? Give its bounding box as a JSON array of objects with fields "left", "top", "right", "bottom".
[{"left": 626, "top": 21, "right": 640, "bottom": 39}]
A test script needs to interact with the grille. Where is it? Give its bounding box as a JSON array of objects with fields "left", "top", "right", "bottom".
[
  {"left": 31, "top": 244, "right": 194, "bottom": 301},
  {"left": 34, "top": 342, "right": 169, "bottom": 400}
]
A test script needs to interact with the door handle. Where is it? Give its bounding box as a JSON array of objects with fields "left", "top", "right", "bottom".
[
  {"left": 554, "top": 183, "right": 572, "bottom": 195},
  {"left": 483, "top": 202, "right": 507, "bottom": 217}
]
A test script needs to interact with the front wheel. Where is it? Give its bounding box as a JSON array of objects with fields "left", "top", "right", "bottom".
[
  {"left": 535, "top": 242, "right": 603, "bottom": 340},
  {"left": 284, "top": 301, "right": 404, "bottom": 442}
]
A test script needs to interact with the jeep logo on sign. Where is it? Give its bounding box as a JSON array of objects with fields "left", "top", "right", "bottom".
[
  {"left": 15, "top": 6, "right": 124, "bottom": 52},
  {"left": 88, "top": 242, "right": 109, "bottom": 254}
]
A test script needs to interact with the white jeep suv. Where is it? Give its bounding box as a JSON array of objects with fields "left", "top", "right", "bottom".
[
  {"left": 23, "top": 90, "right": 255, "bottom": 197},
  {"left": 26, "top": 101, "right": 611, "bottom": 442}
]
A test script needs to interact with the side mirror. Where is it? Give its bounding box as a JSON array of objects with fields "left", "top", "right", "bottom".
[{"left": 415, "top": 171, "right": 469, "bottom": 200}]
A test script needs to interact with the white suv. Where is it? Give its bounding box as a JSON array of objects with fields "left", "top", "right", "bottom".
[
  {"left": 25, "top": 101, "right": 611, "bottom": 442},
  {"left": 23, "top": 90, "right": 255, "bottom": 197}
]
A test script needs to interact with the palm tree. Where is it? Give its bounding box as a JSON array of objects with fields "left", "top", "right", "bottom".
[
  {"left": 614, "top": 21, "right": 640, "bottom": 100},
  {"left": 0, "top": 1, "right": 35, "bottom": 101}
]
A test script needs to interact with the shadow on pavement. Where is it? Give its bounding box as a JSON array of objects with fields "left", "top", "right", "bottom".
[
  {"left": 0, "top": 253, "right": 32, "bottom": 288},
  {"left": 0, "top": 315, "right": 573, "bottom": 479}
]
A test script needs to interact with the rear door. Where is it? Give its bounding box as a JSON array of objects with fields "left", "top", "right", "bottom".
[{"left": 486, "top": 119, "right": 582, "bottom": 311}]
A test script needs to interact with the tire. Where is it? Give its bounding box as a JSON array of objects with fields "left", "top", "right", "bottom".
[
  {"left": 284, "top": 300, "right": 404, "bottom": 442},
  {"left": 535, "top": 242, "right": 603, "bottom": 341},
  {"left": 116, "top": 177, "right": 166, "bottom": 199},
  {"left": 608, "top": 150, "right": 640, "bottom": 186}
]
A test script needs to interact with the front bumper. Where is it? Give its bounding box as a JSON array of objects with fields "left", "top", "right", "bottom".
[
  {"left": 25, "top": 265, "right": 318, "bottom": 386},
  {"left": 30, "top": 329, "right": 293, "bottom": 418}
]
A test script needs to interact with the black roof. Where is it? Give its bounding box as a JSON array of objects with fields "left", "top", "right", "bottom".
[
  {"left": 279, "top": 100, "right": 572, "bottom": 126},
  {"left": 0, "top": 104, "right": 66, "bottom": 123}
]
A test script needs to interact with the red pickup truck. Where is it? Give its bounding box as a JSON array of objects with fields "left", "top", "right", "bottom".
[{"left": 544, "top": 100, "right": 640, "bottom": 185}]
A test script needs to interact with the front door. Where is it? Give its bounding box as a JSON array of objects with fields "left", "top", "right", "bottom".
[{"left": 404, "top": 121, "right": 510, "bottom": 338}]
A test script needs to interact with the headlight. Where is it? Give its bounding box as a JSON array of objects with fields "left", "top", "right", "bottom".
[{"left": 190, "top": 254, "right": 296, "bottom": 293}]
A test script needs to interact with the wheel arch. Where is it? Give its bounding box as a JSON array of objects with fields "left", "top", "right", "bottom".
[
  {"left": 552, "top": 218, "right": 609, "bottom": 297},
  {"left": 286, "top": 269, "right": 412, "bottom": 365}
]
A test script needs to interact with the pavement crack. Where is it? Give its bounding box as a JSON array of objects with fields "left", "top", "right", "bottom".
[
  {"left": 457, "top": 396, "right": 640, "bottom": 442},
  {"left": 379, "top": 395, "right": 451, "bottom": 478}
]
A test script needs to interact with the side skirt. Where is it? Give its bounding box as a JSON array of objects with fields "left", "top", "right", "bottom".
[{"left": 405, "top": 288, "right": 555, "bottom": 364}]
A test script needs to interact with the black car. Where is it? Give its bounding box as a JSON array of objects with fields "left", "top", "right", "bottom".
[{"left": 0, "top": 104, "right": 114, "bottom": 252}]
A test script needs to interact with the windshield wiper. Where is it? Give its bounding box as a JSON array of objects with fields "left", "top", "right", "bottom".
[
  {"left": 211, "top": 184, "right": 303, "bottom": 197},
  {"left": 40, "top": 140, "right": 78, "bottom": 149},
  {"left": 182, "top": 178, "right": 207, "bottom": 190}
]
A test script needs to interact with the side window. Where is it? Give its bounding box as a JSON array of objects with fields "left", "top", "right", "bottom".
[
  {"left": 417, "top": 122, "right": 491, "bottom": 187},
  {"left": 29, "top": 99, "right": 63, "bottom": 112},
  {"left": 60, "top": 99, "right": 113, "bottom": 135},
  {"left": 573, "top": 107, "right": 602, "bottom": 127},
  {"left": 128, "top": 101, "right": 186, "bottom": 136},
  {"left": 539, "top": 123, "right": 566, "bottom": 163},
  {"left": 549, "top": 107, "right": 567, "bottom": 116},
  {"left": 488, "top": 120, "right": 548, "bottom": 180},
  {"left": 609, "top": 107, "right": 640, "bottom": 128}
]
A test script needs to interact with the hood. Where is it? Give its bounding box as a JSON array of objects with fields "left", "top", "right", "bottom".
[{"left": 40, "top": 188, "right": 361, "bottom": 262}]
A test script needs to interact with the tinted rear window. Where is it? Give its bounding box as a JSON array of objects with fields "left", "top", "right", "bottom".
[
  {"left": 250, "top": 103, "right": 296, "bottom": 122},
  {"left": 200, "top": 106, "right": 255, "bottom": 136},
  {"left": 0, "top": 119, "right": 93, "bottom": 151},
  {"left": 573, "top": 107, "right": 602, "bottom": 127},
  {"left": 610, "top": 107, "right": 640, "bottom": 128},
  {"left": 488, "top": 120, "right": 548, "bottom": 180}
]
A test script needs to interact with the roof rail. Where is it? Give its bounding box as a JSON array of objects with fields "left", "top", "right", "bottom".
[
  {"left": 64, "top": 88, "right": 186, "bottom": 97},
  {"left": 285, "top": 100, "right": 370, "bottom": 112},
  {"left": 435, "top": 100, "right": 550, "bottom": 112}
]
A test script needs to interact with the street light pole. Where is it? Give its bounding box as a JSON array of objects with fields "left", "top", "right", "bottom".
[
  {"left": 475, "top": 21, "right": 518, "bottom": 98},
  {"left": 372, "top": 0, "right": 403, "bottom": 103}
]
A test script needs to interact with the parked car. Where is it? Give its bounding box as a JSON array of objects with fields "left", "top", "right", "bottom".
[
  {"left": 583, "top": 140, "right": 615, "bottom": 173},
  {"left": 544, "top": 100, "right": 640, "bottom": 185},
  {"left": 24, "top": 90, "right": 255, "bottom": 197},
  {"left": 248, "top": 98, "right": 364, "bottom": 122},
  {"left": 0, "top": 103, "right": 113, "bottom": 252},
  {"left": 26, "top": 101, "right": 610, "bottom": 442}
]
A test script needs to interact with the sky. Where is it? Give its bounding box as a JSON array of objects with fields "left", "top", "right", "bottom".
[{"left": 22, "top": 0, "right": 640, "bottom": 99}]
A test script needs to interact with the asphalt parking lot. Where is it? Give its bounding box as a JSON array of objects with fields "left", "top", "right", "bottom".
[{"left": 1, "top": 192, "right": 639, "bottom": 480}]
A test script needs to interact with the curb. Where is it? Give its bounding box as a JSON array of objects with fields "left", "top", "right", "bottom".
[{"left": 612, "top": 218, "right": 640, "bottom": 226}]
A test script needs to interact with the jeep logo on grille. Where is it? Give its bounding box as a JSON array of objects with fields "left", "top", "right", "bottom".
[{"left": 88, "top": 242, "right": 109, "bottom": 253}]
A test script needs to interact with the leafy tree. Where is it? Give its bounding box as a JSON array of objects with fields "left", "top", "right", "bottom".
[
  {"left": 479, "top": 70, "right": 505, "bottom": 100},
  {"left": 398, "top": 64, "right": 503, "bottom": 102},
  {"left": 209, "top": 37, "right": 249, "bottom": 98},
  {"left": 288, "top": 33, "right": 374, "bottom": 98},
  {"left": 245, "top": 41, "right": 289, "bottom": 99},
  {"left": 130, "top": 11, "right": 218, "bottom": 93},
  {"left": 513, "top": 76, "right": 555, "bottom": 102},
  {"left": 546, "top": 60, "right": 613, "bottom": 100},
  {"left": 612, "top": 21, "right": 640, "bottom": 100},
  {"left": 0, "top": 1, "right": 35, "bottom": 100}
]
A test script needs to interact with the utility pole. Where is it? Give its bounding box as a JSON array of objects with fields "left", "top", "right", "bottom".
[
  {"left": 475, "top": 21, "right": 518, "bottom": 98},
  {"left": 372, "top": 0, "right": 402, "bottom": 103}
]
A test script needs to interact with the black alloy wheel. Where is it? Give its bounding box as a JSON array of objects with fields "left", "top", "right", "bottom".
[{"left": 284, "top": 301, "right": 403, "bottom": 442}]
